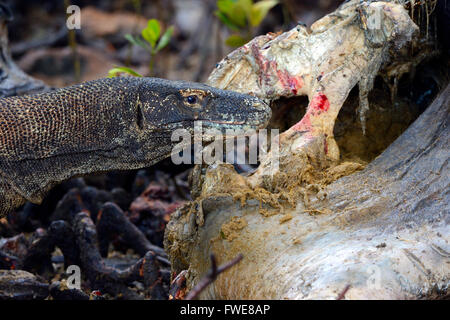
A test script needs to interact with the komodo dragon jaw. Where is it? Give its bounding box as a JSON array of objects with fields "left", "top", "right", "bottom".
[{"left": 0, "top": 77, "right": 271, "bottom": 216}]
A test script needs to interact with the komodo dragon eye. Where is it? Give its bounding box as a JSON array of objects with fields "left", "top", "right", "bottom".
[
  {"left": 179, "top": 89, "right": 206, "bottom": 109},
  {"left": 186, "top": 95, "right": 197, "bottom": 104}
]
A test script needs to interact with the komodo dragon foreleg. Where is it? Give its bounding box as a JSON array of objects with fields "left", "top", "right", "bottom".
[{"left": 0, "top": 77, "right": 271, "bottom": 216}]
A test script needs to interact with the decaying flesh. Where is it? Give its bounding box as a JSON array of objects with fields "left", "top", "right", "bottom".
[{"left": 164, "top": 0, "right": 449, "bottom": 299}]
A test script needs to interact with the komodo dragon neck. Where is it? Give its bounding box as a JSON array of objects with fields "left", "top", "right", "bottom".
[{"left": 0, "top": 77, "right": 271, "bottom": 216}]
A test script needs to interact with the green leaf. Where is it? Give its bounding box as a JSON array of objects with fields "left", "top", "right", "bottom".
[
  {"left": 214, "top": 10, "right": 240, "bottom": 31},
  {"left": 141, "top": 28, "right": 154, "bottom": 48},
  {"left": 142, "top": 19, "right": 161, "bottom": 48},
  {"left": 125, "top": 34, "right": 151, "bottom": 51},
  {"left": 225, "top": 34, "right": 248, "bottom": 47},
  {"left": 125, "top": 34, "right": 138, "bottom": 46},
  {"left": 108, "top": 66, "right": 143, "bottom": 78},
  {"left": 217, "top": 0, "right": 235, "bottom": 15},
  {"left": 250, "top": 0, "right": 278, "bottom": 26},
  {"left": 137, "top": 37, "right": 152, "bottom": 50},
  {"left": 237, "top": 0, "right": 253, "bottom": 18},
  {"left": 229, "top": 3, "right": 247, "bottom": 27},
  {"left": 155, "top": 26, "right": 174, "bottom": 53},
  {"left": 125, "top": 34, "right": 144, "bottom": 48}
]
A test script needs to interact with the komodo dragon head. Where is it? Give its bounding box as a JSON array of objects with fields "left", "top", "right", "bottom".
[{"left": 136, "top": 77, "right": 271, "bottom": 134}]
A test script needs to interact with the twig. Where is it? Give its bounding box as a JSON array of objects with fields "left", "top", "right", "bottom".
[
  {"left": 336, "top": 284, "right": 351, "bottom": 300},
  {"left": 11, "top": 26, "right": 68, "bottom": 57},
  {"left": 185, "top": 253, "right": 243, "bottom": 300},
  {"left": 65, "top": 0, "right": 81, "bottom": 82}
]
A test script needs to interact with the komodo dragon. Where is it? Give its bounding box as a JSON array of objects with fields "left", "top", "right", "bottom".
[{"left": 0, "top": 77, "right": 271, "bottom": 216}]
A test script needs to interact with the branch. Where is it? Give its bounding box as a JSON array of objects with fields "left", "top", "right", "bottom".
[{"left": 185, "top": 253, "right": 243, "bottom": 300}]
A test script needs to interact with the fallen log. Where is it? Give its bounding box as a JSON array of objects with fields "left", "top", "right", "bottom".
[{"left": 165, "top": 0, "right": 449, "bottom": 299}]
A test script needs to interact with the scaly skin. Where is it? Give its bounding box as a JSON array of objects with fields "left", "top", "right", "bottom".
[{"left": 0, "top": 77, "right": 271, "bottom": 216}]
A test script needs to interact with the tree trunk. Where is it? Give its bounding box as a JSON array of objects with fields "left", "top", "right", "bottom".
[{"left": 0, "top": 6, "right": 47, "bottom": 97}]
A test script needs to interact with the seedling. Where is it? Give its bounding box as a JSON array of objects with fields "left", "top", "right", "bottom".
[
  {"left": 108, "top": 66, "right": 143, "bottom": 78},
  {"left": 215, "top": 0, "right": 278, "bottom": 47},
  {"left": 109, "top": 19, "right": 174, "bottom": 77}
]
